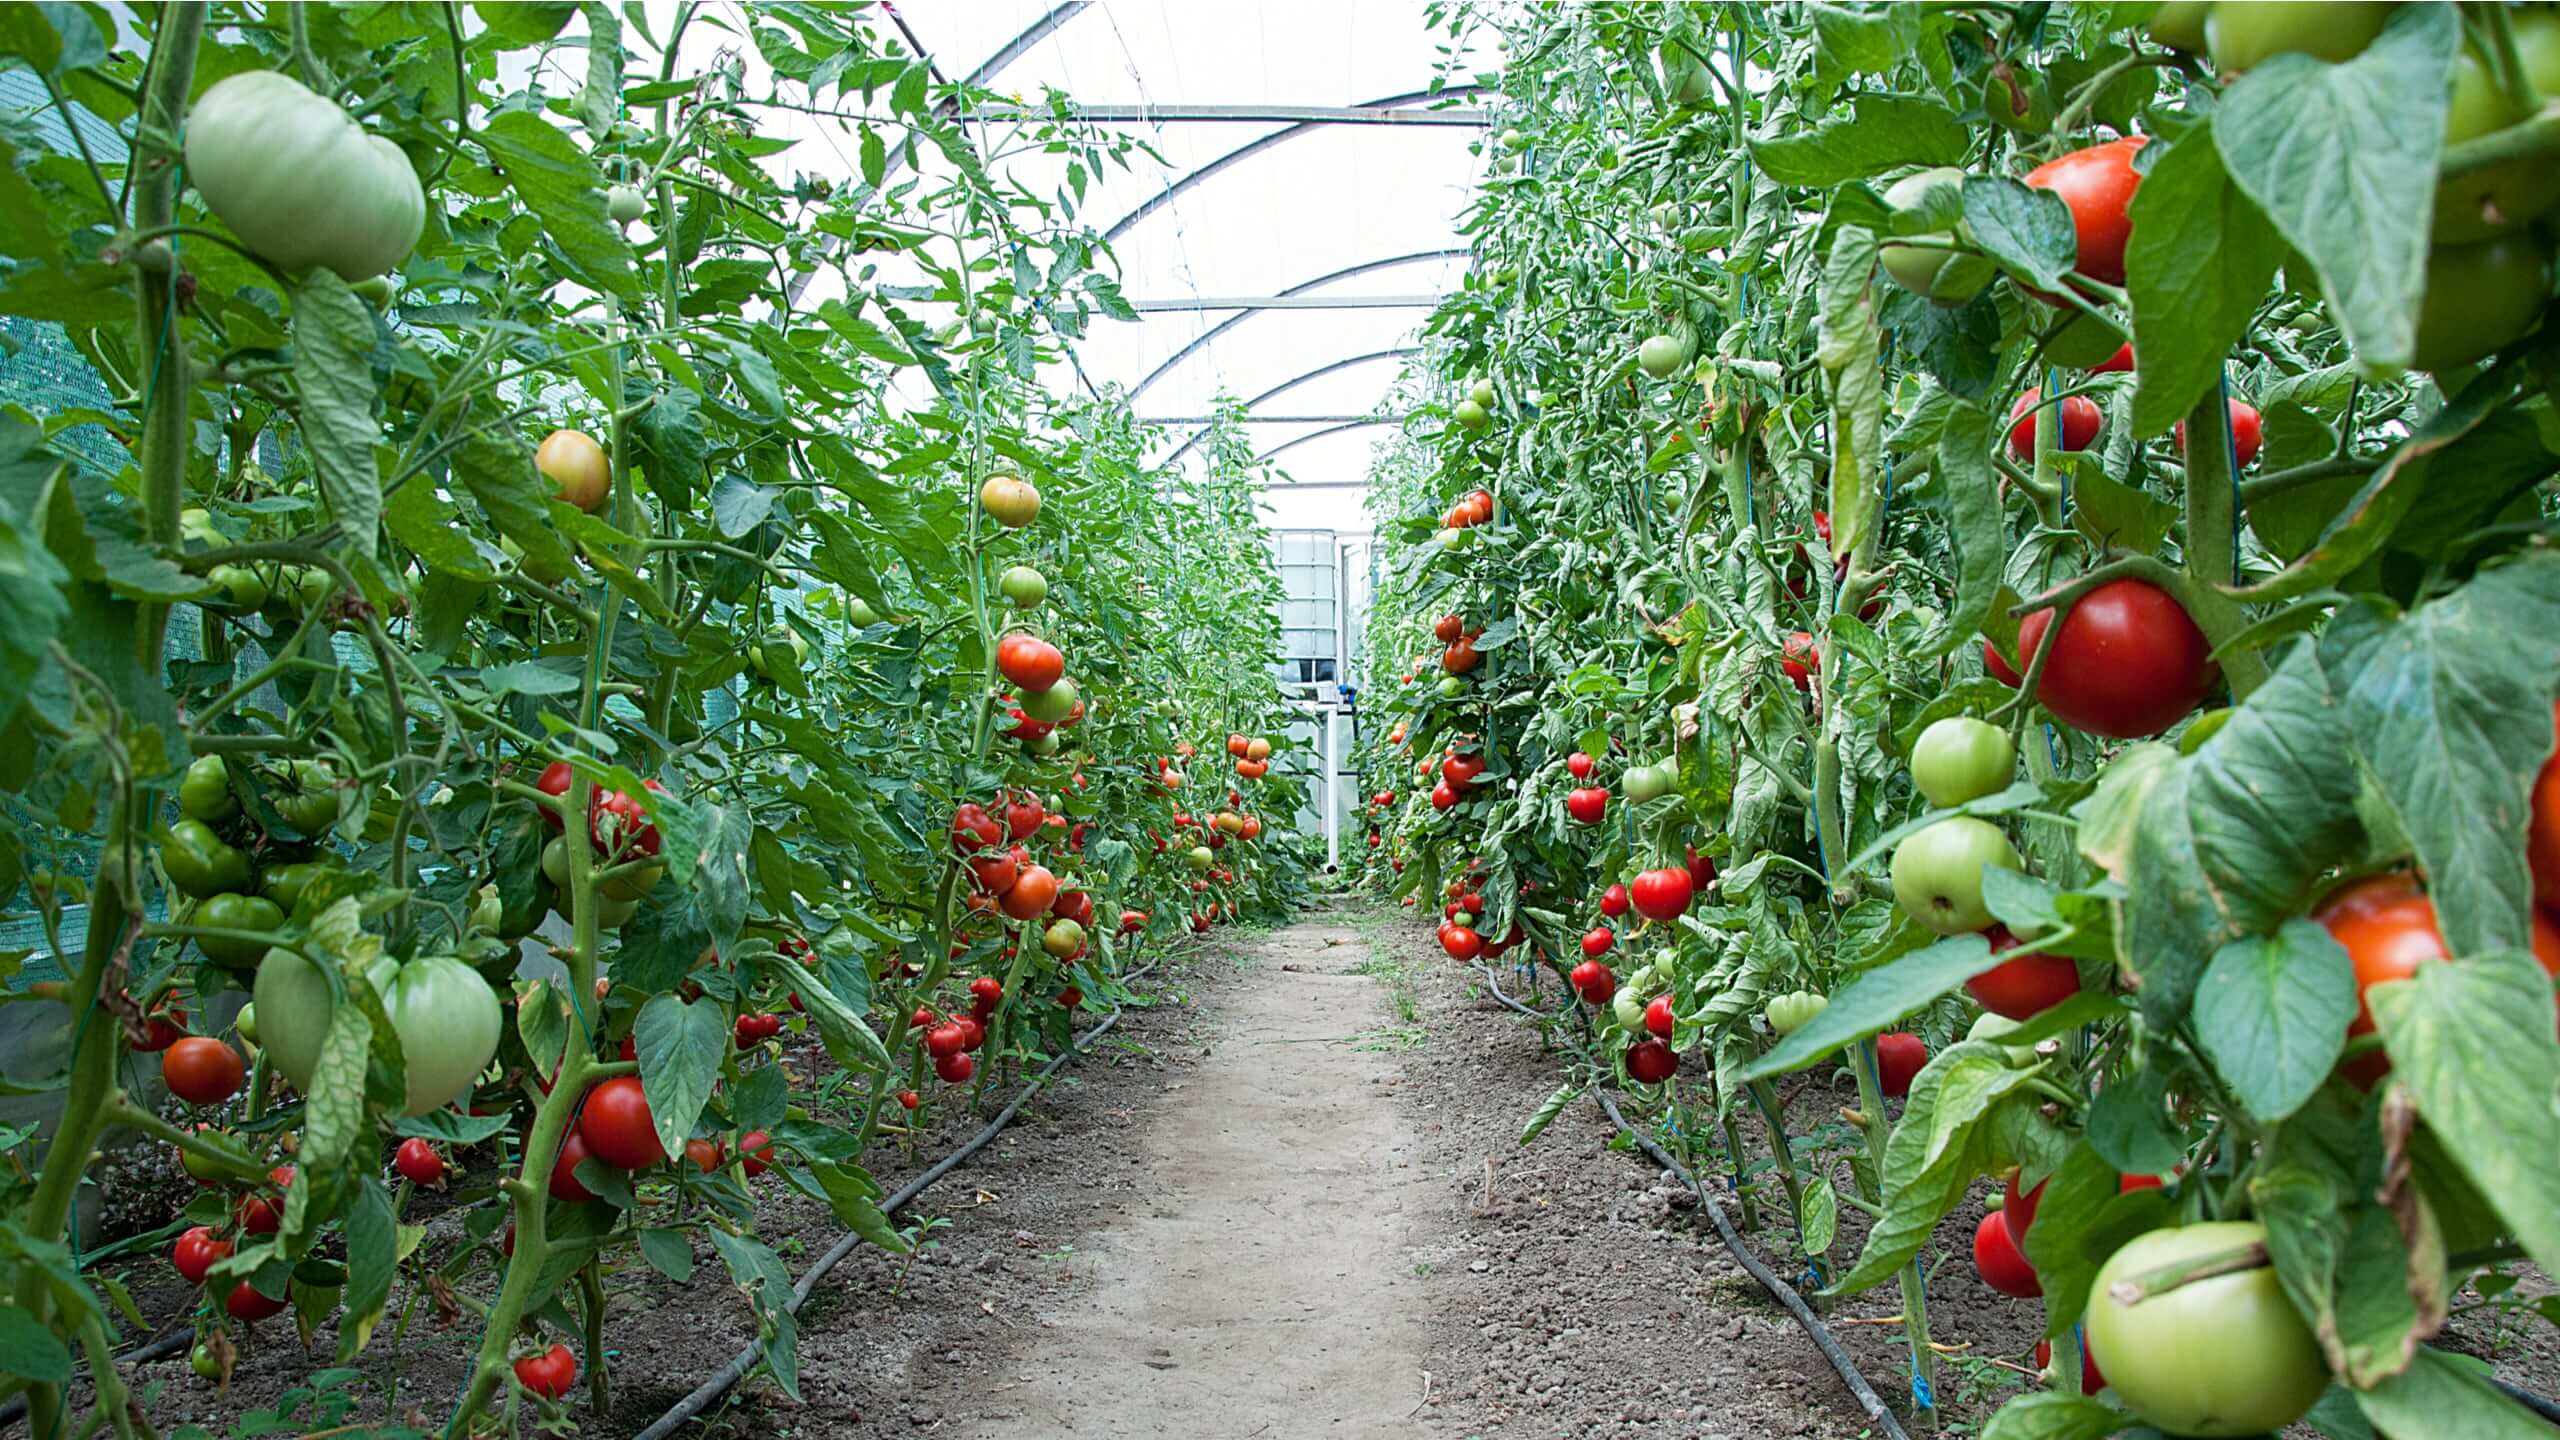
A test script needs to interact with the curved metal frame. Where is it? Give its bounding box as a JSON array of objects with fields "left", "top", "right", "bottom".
[
  {"left": 1256, "top": 417, "right": 1403, "bottom": 465},
  {"left": 1130, "top": 248, "right": 1466, "bottom": 399},
  {"left": 1104, "top": 85, "right": 1485, "bottom": 243},
  {"left": 1162, "top": 347, "right": 1417, "bottom": 465}
]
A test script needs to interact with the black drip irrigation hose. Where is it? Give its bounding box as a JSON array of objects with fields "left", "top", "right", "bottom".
[
  {"left": 630, "top": 959, "right": 1163, "bottom": 1440},
  {"left": 1473, "top": 963, "right": 1912, "bottom": 1440}
]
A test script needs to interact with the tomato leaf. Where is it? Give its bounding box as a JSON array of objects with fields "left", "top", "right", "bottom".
[
  {"left": 449, "top": 426, "right": 577, "bottom": 582},
  {"left": 2125, "top": 127, "right": 2283, "bottom": 439},
  {"left": 0, "top": 1303, "right": 69, "bottom": 1384},
  {"left": 1924, "top": 398, "right": 2001, "bottom": 660},
  {"left": 2367, "top": 948, "right": 2560, "bottom": 1279},
  {"left": 2084, "top": 1051, "right": 2186, "bottom": 1177},
  {"left": 637, "top": 993, "right": 728, "bottom": 1162},
  {"left": 2192, "top": 921, "right": 2355, "bottom": 1122},
  {"left": 573, "top": 1, "right": 622, "bottom": 139},
  {"left": 1747, "top": 94, "right": 1969, "bottom": 186},
  {"left": 635, "top": 1226, "right": 694, "bottom": 1284},
  {"left": 0, "top": 485, "right": 69, "bottom": 733},
  {"left": 1818, "top": 226, "right": 1883, "bottom": 567},
  {"left": 1825, "top": 1041, "right": 2043, "bottom": 1296},
  {"left": 1959, "top": 175, "right": 2076, "bottom": 293},
  {"left": 1738, "top": 932, "right": 1995, "bottom": 1081},
  {"left": 2354, "top": 1344, "right": 2557, "bottom": 1438},
  {"left": 475, "top": 110, "right": 640, "bottom": 304},
  {"left": 290, "top": 272, "right": 386, "bottom": 560},
  {"left": 1976, "top": 1390, "right": 2125, "bottom": 1440},
  {"left": 2213, "top": 4, "right": 2456, "bottom": 373},
  {"left": 335, "top": 1176, "right": 396, "bottom": 1360}
]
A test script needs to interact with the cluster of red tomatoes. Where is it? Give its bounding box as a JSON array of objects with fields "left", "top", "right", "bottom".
[
  {"left": 1434, "top": 863, "right": 1525, "bottom": 963},
  {"left": 168, "top": 1154, "right": 303, "bottom": 1322},
  {"left": 915, "top": 974, "right": 1009, "bottom": 1085},
  {"left": 1436, "top": 487, "right": 1494, "bottom": 532},
  {"left": 1433, "top": 611, "right": 1486, "bottom": 682}
]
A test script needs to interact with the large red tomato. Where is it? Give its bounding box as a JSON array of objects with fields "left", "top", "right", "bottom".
[
  {"left": 1439, "top": 923, "right": 1483, "bottom": 961},
  {"left": 1001, "top": 864, "right": 1060, "bottom": 920},
  {"left": 2318, "top": 875, "right": 2560, "bottom": 1084},
  {"left": 1565, "top": 787, "right": 1608, "bottom": 825},
  {"left": 1630, "top": 866, "right": 1693, "bottom": 921},
  {"left": 2527, "top": 701, "right": 2560, "bottom": 906},
  {"left": 2175, "top": 398, "right": 2263, "bottom": 470},
  {"left": 2023, "top": 136, "right": 2146, "bottom": 291},
  {"left": 1969, "top": 926, "right": 2081, "bottom": 1019},
  {"left": 579, "top": 1076, "right": 664, "bottom": 1169},
  {"left": 1600, "top": 883, "right": 1631, "bottom": 918},
  {"left": 2005, "top": 390, "right": 2102, "bottom": 460},
  {"left": 514, "top": 1343, "right": 578, "bottom": 1400},
  {"left": 172, "top": 1225, "right": 231, "bottom": 1285},
  {"left": 1972, "top": 1210, "right": 2041, "bottom": 1297},
  {"left": 1626, "top": 1038, "right": 1678, "bottom": 1084},
  {"left": 162, "top": 1036, "right": 246, "bottom": 1105},
  {"left": 994, "top": 633, "right": 1065, "bottom": 693},
  {"left": 2016, "top": 579, "right": 2215, "bottom": 738},
  {"left": 1873, "top": 1032, "right": 1928, "bottom": 1098}
]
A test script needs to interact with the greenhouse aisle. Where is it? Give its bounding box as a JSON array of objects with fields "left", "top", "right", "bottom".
[{"left": 972, "top": 917, "right": 1434, "bottom": 1438}]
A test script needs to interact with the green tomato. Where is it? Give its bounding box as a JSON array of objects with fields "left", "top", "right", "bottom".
[
  {"left": 1436, "top": 527, "right": 1471, "bottom": 552},
  {"left": 2146, "top": 0, "right": 2209, "bottom": 51},
  {"left": 1964, "top": 1010, "right": 2044, "bottom": 1065},
  {"left": 179, "top": 506, "right": 222, "bottom": 548},
  {"left": 1468, "top": 378, "right": 1496, "bottom": 408},
  {"left": 540, "top": 836, "right": 570, "bottom": 889},
  {"left": 1878, "top": 168, "right": 1994, "bottom": 305},
  {"left": 350, "top": 275, "right": 396, "bottom": 307},
  {"left": 2085, "top": 1222, "right": 2327, "bottom": 1437},
  {"left": 206, "top": 564, "right": 269, "bottom": 609},
  {"left": 2435, "top": 11, "right": 2560, "bottom": 244},
  {"left": 1437, "top": 675, "right": 1470, "bottom": 699},
  {"left": 2206, "top": 0, "right": 2391, "bottom": 74},
  {"left": 235, "top": 1001, "right": 259, "bottom": 1046},
  {"left": 1636, "top": 334, "right": 1688, "bottom": 378},
  {"left": 1498, "top": 127, "right": 1528, "bottom": 152},
  {"left": 1624, "top": 761, "right": 1675, "bottom": 805},
  {"left": 1185, "top": 845, "right": 1215, "bottom": 873},
  {"left": 259, "top": 861, "right": 328, "bottom": 916},
  {"left": 183, "top": 71, "right": 424, "bottom": 280},
  {"left": 256, "top": 948, "right": 501, "bottom": 1116},
  {"left": 846, "top": 593, "right": 882, "bottom": 627},
  {"left": 999, "top": 565, "right": 1049, "bottom": 609},
  {"left": 1765, "top": 989, "right": 1827, "bottom": 1036},
  {"left": 606, "top": 184, "right": 648, "bottom": 223},
  {"left": 1611, "top": 987, "right": 1647, "bottom": 1031},
  {"left": 191, "top": 1343, "right": 221, "bottom": 1380},
  {"left": 601, "top": 860, "right": 664, "bottom": 903},
  {"left": 273, "top": 760, "right": 339, "bottom": 836},
  {"left": 1889, "top": 817, "right": 2020, "bottom": 935},
  {"left": 2413, "top": 232, "right": 2553, "bottom": 374},
  {"left": 194, "top": 892, "right": 285, "bottom": 969},
  {"left": 1453, "top": 398, "right": 1491, "bottom": 431},
  {"left": 181, "top": 755, "right": 238, "bottom": 822},
  {"left": 1026, "top": 729, "right": 1061, "bottom": 759},
  {"left": 1909, "top": 718, "right": 2014, "bottom": 808},
  {"left": 162, "top": 819, "right": 251, "bottom": 899},
  {"left": 747, "top": 624, "right": 808, "bottom": 681},
  {"left": 1043, "top": 919, "right": 1086, "bottom": 958},
  {"left": 1019, "top": 676, "right": 1081, "bottom": 725}
]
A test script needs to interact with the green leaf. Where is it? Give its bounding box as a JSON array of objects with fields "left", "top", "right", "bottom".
[
  {"left": 774, "top": 951, "right": 891, "bottom": 1073},
  {"left": 2084, "top": 1055, "right": 2187, "bottom": 1176},
  {"left": 449, "top": 427, "right": 576, "bottom": 580},
  {"left": 2331, "top": 555, "right": 2560, "bottom": 956},
  {"left": 2355, "top": 1346, "right": 2558, "bottom": 1438},
  {"left": 281, "top": 992, "right": 373, "bottom": 1252},
  {"left": 0, "top": 491, "right": 69, "bottom": 733},
  {"left": 859, "top": 124, "right": 886, "bottom": 187},
  {"left": 636, "top": 1226, "right": 694, "bottom": 1283},
  {"left": 335, "top": 1176, "right": 396, "bottom": 1359},
  {"left": 890, "top": 59, "right": 931, "bottom": 118},
  {"left": 0, "top": 1301, "right": 70, "bottom": 1382},
  {"left": 2126, "top": 128, "right": 2283, "bottom": 438},
  {"left": 1926, "top": 399, "right": 2002, "bottom": 660},
  {"left": 1977, "top": 1391, "right": 2123, "bottom": 1440},
  {"left": 471, "top": 1, "right": 574, "bottom": 42},
  {"left": 383, "top": 475, "right": 495, "bottom": 581},
  {"left": 291, "top": 272, "right": 386, "bottom": 560},
  {"left": 1737, "top": 932, "right": 1994, "bottom": 1081},
  {"left": 629, "top": 384, "right": 705, "bottom": 514},
  {"left": 515, "top": 977, "right": 570, "bottom": 1085},
  {"left": 2192, "top": 921, "right": 2356, "bottom": 1122},
  {"left": 636, "top": 993, "right": 728, "bottom": 1162},
  {"left": 1818, "top": 226, "right": 1882, "bottom": 566},
  {"left": 0, "top": 3, "right": 104, "bottom": 76},
  {"left": 575, "top": 1, "right": 623, "bottom": 137},
  {"left": 2368, "top": 948, "right": 2560, "bottom": 1278},
  {"left": 2213, "top": 4, "right": 2457, "bottom": 372},
  {"left": 1961, "top": 175, "right": 2077, "bottom": 292},
  {"left": 2066, "top": 469, "right": 2177, "bottom": 559},
  {"left": 1827, "top": 1042, "right": 2042, "bottom": 1295},
  {"left": 476, "top": 110, "right": 640, "bottom": 303},
  {"left": 1748, "top": 95, "right": 1969, "bottom": 187},
  {"left": 1519, "top": 1082, "right": 1581, "bottom": 1145}
]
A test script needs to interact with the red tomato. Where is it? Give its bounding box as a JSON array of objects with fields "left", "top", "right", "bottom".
[
  {"left": 1566, "top": 751, "right": 1595, "bottom": 779},
  {"left": 2525, "top": 702, "right": 2560, "bottom": 907},
  {"left": 534, "top": 760, "right": 575, "bottom": 831},
  {"left": 2092, "top": 342, "right": 2135, "bottom": 374},
  {"left": 1973, "top": 1210, "right": 2042, "bottom": 1298},
  {"left": 1441, "top": 639, "right": 1482, "bottom": 675},
  {"left": 1599, "top": 883, "right": 1631, "bottom": 918},
  {"left": 225, "top": 1279, "right": 288, "bottom": 1322},
  {"left": 1430, "top": 780, "right": 1459, "bottom": 811},
  {"left": 2005, "top": 390, "right": 2103, "bottom": 461},
  {"left": 1440, "top": 923, "right": 1484, "bottom": 961},
  {"left": 1002, "top": 793, "right": 1044, "bottom": 841},
  {"left": 393, "top": 1138, "right": 444, "bottom": 1186},
  {"left": 1643, "top": 995, "right": 1677, "bottom": 1039},
  {"left": 1969, "top": 926, "right": 2081, "bottom": 1019},
  {"left": 162, "top": 1036, "right": 246, "bottom": 1105},
  {"left": 1983, "top": 637, "right": 2024, "bottom": 688},
  {"left": 2015, "top": 579, "right": 2215, "bottom": 738},
  {"left": 549, "top": 1128, "right": 599, "bottom": 1202},
  {"left": 513, "top": 1343, "right": 577, "bottom": 1400},
  {"left": 2023, "top": 135, "right": 2146, "bottom": 290},
  {"left": 2035, "top": 1338, "right": 2106, "bottom": 1396},
  {"left": 995, "top": 633, "right": 1065, "bottom": 692},
  {"left": 1874, "top": 1032, "right": 1928, "bottom": 1098},
  {"left": 934, "top": 1051, "right": 976, "bottom": 1084},
  {"left": 1434, "top": 614, "right": 1464, "bottom": 644},
  {"left": 2175, "top": 398, "right": 2263, "bottom": 469},
  {"left": 172, "top": 1225, "right": 231, "bottom": 1285},
  {"left": 579, "top": 1076, "right": 664, "bottom": 1169},
  {"left": 1002, "top": 864, "right": 1060, "bottom": 920},
  {"left": 1685, "top": 844, "right": 1718, "bottom": 893},
  {"left": 2318, "top": 877, "right": 2560, "bottom": 1085},
  {"left": 950, "top": 803, "right": 1004, "bottom": 854},
  {"left": 1565, "top": 787, "right": 1609, "bottom": 825},
  {"left": 2003, "top": 1170, "right": 2044, "bottom": 1242},
  {"left": 1464, "top": 489, "right": 1494, "bottom": 525},
  {"left": 683, "top": 1138, "right": 724, "bottom": 1172},
  {"left": 738, "top": 1129, "right": 776, "bottom": 1177},
  {"left": 1581, "top": 927, "right": 1615, "bottom": 958},
  {"left": 2121, "top": 1171, "right": 2167, "bottom": 1193},
  {"left": 1780, "top": 631, "right": 1819, "bottom": 691},
  {"left": 1626, "top": 1038, "right": 1679, "bottom": 1084},
  {"left": 1051, "top": 889, "right": 1095, "bottom": 929},
  {"left": 1630, "top": 866, "right": 1693, "bottom": 921},
  {"left": 1569, "top": 960, "right": 1616, "bottom": 1005}
]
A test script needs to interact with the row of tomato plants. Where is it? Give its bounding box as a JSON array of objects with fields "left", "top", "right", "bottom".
[
  {"left": 1360, "top": 3, "right": 2559, "bottom": 1436},
  {"left": 0, "top": 6, "right": 1307, "bottom": 1436}
]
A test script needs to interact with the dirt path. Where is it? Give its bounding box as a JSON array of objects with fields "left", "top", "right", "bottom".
[{"left": 969, "top": 917, "right": 1433, "bottom": 1438}]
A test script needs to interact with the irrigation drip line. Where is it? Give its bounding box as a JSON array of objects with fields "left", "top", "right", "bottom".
[
  {"left": 631, "top": 958, "right": 1164, "bottom": 1440},
  {"left": 0, "top": 1330, "right": 189, "bottom": 1431},
  {"left": 1472, "top": 964, "right": 1911, "bottom": 1440}
]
